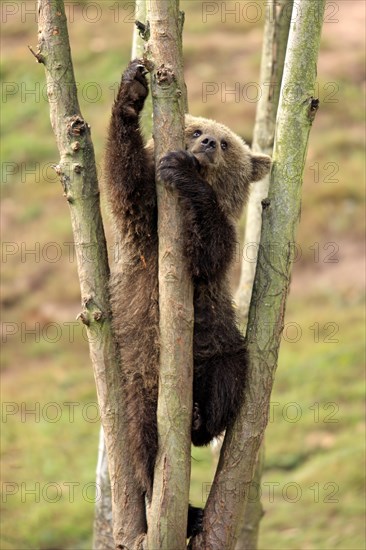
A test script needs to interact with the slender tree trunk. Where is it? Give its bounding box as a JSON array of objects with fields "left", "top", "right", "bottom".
[
  {"left": 132, "top": 0, "right": 153, "bottom": 138},
  {"left": 236, "top": 445, "right": 265, "bottom": 550},
  {"left": 145, "top": 1, "right": 193, "bottom": 548},
  {"left": 132, "top": 0, "right": 146, "bottom": 59},
  {"left": 235, "top": 3, "right": 293, "bottom": 548},
  {"left": 93, "top": 428, "right": 114, "bottom": 549},
  {"left": 236, "top": 0, "right": 293, "bottom": 325},
  {"left": 34, "top": 1, "right": 145, "bottom": 548},
  {"left": 191, "top": 1, "right": 326, "bottom": 548}
]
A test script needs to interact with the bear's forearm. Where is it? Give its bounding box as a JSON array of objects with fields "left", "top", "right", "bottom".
[
  {"left": 104, "top": 61, "right": 155, "bottom": 229},
  {"left": 179, "top": 189, "right": 236, "bottom": 281},
  {"left": 104, "top": 122, "right": 156, "bottom": 249},
  {"left": 106, "top": 107, "right": 150, "bottom": 194},
  {"left": 158, "top": 151, "right": 236, "bottom": 281}
]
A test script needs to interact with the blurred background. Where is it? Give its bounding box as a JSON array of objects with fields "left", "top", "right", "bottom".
[{"left": 1, "top": 1, "right": 365, "bottom": 548}]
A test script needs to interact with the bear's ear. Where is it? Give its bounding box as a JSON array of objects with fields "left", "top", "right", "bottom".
[{"left": 251, "top": 154, "right": 271, "bottom": 182}]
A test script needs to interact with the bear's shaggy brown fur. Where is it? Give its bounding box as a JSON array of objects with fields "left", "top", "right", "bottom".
[{"left": 104, "top": 60, "right": 271, "bottom": 532}]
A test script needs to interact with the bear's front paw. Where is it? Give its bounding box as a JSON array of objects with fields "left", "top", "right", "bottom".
[
  {"left": 159, "top": 151, "right": 201, "bottom": 189},
  {"left": 115, "top": 59, "right": 149, "bottom": 119}
]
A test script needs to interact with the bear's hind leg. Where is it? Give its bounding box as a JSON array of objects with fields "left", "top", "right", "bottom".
[
  {"left": 125, "top": 376, "right": 158, "bottom": 500},
  {"left": 187, "top": 504, "right": 204, "bottom": 538},
  {"left": 192, "top": 348, "right": 247, "bottom": 446}
]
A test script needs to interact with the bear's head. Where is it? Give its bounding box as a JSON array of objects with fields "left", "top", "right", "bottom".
[{"left": 184, "top": 115, "right": 271, "bottom": 219}]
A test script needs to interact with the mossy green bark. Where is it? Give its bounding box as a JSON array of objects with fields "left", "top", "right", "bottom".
[
  {"left": 35, "top": 1, "right": 145, "bottom": 548},
  {"left": 236, "top": 4, "right": 293, "bottom": 546},
  {"left": 191, "top": 1, "right": 326, "bottom": 548},
  {"left": 236, "top": 0, "right": 293, "bottom": 325}
]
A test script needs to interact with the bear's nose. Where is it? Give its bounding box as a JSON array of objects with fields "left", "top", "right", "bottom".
[{"left": 201, "top": 136, "right": 217, "bottom": 150}]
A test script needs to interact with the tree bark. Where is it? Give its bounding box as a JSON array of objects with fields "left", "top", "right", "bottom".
[
  {"left": 236, "top": 445, "right": 265, "bottom": 550},
  {"left": 133, "top": 0, "right": 153, "bottom": 138},
  {"left": 93, "top": 428, "right": 114, "bottom": 549},
  {"left": 145, "top": 1, "right": 193, "bottom": 548},
  {"left": 236, "top": 0, "right": 293, "bottom": 325},
  {"left": 235, "top": 3, "right": 293, "bottom": 548},
  {"left": 132, "top": 0, "right": 147, "bottom": 59},
  {"left": 191, "top": 1, "right": 326, "bottom": 548},
  {"left": 34, "top": 1, "right": 145, "bottom": 548}
]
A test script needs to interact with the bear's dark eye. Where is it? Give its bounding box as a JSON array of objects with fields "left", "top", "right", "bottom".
[
  {"left": 193, "top": 130, "right": 202, "bottom": 138},
  {"left": 221, "top": 140, "right": 228, "bottom": 151}
]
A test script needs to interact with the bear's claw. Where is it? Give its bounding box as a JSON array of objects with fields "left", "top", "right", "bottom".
[{"left": 115, "top": 59, "right": 149, "bottom": 118}]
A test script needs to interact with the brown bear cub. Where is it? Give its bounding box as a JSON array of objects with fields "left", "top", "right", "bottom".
[{"left": 105, "top": 59, "right": 271, "bottom": 536}]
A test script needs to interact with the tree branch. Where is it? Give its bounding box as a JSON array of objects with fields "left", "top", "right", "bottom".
[
  {"left": 93, "top": 428, "right": 114, "bottom": 549},
  {"left": 235, "top": 3, "right": 293, "bottom": 548},
  {"left": 236, "top": 445, "right": 265, "bottom": 550},
  {"left": 133, "top": 0, "right": 153, "bottom": 138},
  {"left": 191, "top": 1, "right": 326, "bottom": 547},
  {"left": 145, "top": 1, "right": 193, "bottom": 547},
  {"left": 35, "top": 1, "right": 145, "bottom": 547},
  {"left": 236, "top": 0, "right": 293, "bottom": 325}
]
